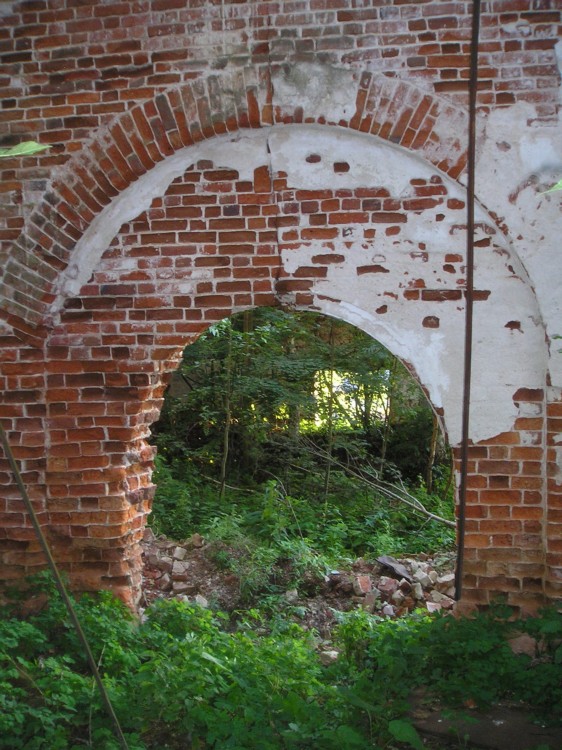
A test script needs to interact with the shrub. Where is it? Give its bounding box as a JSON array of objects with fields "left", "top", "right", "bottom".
[{"left": 2, "top": 576, "right": 559, "bottom": 750}]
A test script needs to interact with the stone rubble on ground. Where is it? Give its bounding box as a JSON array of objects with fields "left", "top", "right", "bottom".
[
  {"left": 141, "top": 527, "right": 457, "bottom": 624},
  {"left": 318, "top": 650, "right": 340, "bottom": 666}
]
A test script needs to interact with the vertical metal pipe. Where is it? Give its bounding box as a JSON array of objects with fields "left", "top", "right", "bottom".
[
  {"left": 0, "top": 424, "right": 130, "bottom": 750},
  {"left": 455, "top": 0, "right": 482, "bottom": 601}
]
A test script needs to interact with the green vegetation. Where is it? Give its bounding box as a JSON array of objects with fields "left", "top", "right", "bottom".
[
  {"left": 1, "top": 575, "right": 560, "bottom": 749},
  {"left": 6, "top": 309, "right": 560, "bottom": 749},
  {"left": 0, "top": 141, "right": 50, "bottom": 157},
  {"left": 150, "top": 309, "right": 455, "bottom": 564}
]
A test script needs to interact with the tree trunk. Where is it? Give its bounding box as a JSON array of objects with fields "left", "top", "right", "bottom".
[
  {"left": 426, "top": 412, "right": 439, "bottom": 494},
  {"left": 379, "top": 359, "right": 397, "bottom": 477},
  {"left": 322, "top": 322, "right": 336, "bottom": 509},
  {"left": 219, "top": 324, "right": 233, "bottom": 498}
]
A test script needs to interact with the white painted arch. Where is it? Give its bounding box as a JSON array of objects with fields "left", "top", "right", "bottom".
[{"left": 57, "top": 125, "right": 548, "bottom": 448}]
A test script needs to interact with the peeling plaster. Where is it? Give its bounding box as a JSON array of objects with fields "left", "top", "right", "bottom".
[
  {"left": 268, "top": 125, "right": 436, "bottom": 194},
  {"left": 271, "top": 63, "right": 358, "bottom": 122},
  {"left": 269, "top": 125, "right": 482, "bottom": 209},
  {"left": 51, "top": 131, "right": 270, "bottom": 307},
  {"left": 475, "top": 102, "right": 562, "bottom": 385},
  {"left": 519, "top": 135, "right": 560, "bottom": 174},
  {"left": 54, "top": 123, "right": 548, "bottom": 446},
  {"left": 53, "top": 124, "right": 505, "bottom": 310},
  {"left": 283, "top": 231, "right": 544, "bottom": 446}
]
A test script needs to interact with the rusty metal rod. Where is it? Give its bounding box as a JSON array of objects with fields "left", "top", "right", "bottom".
[
  {"left": 455, "top": 0, "right": 482, "bottom": 601},
  {"left": 0, "top": 423, "right": 130, "bottom": 750}
]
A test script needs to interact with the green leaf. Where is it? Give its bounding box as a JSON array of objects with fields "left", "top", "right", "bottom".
[
  {"left": 0, "top": 141, "right": 50, "bottom": 157},
  {"left": 388, "top": 718, "right": 424, "bottom": 750},
  {"left": 332, "top": 724, "right": 366, "bottom": 746},
  {"left": 337, "top": 686, "right": 377, "bottom": 713},
  {"left": 201, "top": 650, "right": 227, "bottom": 670},
  {"left": 543, "top": 179, "right": 562, "bottom": 193}
]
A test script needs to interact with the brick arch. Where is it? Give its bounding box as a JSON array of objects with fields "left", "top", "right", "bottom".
[
  {"left": 0, "top": 67, "right": 472, "bottom": 341},
  {"left": 1, "top": 67, "right": 558, "bottom": 613},
  {"left": 19, "top": 123, "right": 544, "bottom": 610}
]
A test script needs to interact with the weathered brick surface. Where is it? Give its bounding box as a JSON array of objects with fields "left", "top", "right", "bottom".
[{"left": 0, "top": 0, "right": 560, "bottom": 610}]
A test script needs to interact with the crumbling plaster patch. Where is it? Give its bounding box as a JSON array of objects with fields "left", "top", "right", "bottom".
[
  {"left": 271, "top": 63, "right": 359, "bottom": 122},
  {"left": 52, "top": 131, "right": 271, "bottom": 307},
  {"left": 270, "top": 125, "right": 475, "bottom": 208},
  {"left": 53, "top": 124, "right": 547, "bottom": 446},
  {"left": 284, "top": 236, "right": 544, "bottom": 446},
  {"left": 273, "top": 126, "right": 545, "bottom": 444},
  {"left": 53, "top": 125, "right": 497, "bottom": 307},
  {"left": 475, "top": 102, "right": 562, "bottom": 385}
]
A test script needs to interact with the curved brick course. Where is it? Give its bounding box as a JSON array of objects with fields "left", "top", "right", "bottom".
[{"left": 0, "top": 0, "right": 560, "bottom": 611}]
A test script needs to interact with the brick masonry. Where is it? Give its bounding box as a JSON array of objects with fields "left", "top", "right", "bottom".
[{"left": 0, "top": 0, "right": 561, "bottom": 612}]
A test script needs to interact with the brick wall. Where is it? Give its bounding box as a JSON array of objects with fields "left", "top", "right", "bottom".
[{"left": 0, "top": 0, "right": 560, "bottom": 611}]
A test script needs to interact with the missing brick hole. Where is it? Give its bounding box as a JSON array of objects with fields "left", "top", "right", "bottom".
[
  {"left": 423, "top": 316, "right": 440, "bottom": 328},
  {"left": 333, "top": 161, "right": 350, "bottom": 173},
  {"left": 306, "top": 154, "right": 321, "bottom": 163}
]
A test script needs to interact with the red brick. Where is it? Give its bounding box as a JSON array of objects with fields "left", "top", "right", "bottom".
[
  {"left": 328, "top": 212, "right": 369, "bottom": 224},
  {"left": 421, "top": 290, "right": 462, "bottom": 301},
  {"left": 1, "top": 2, "right": 560, "bottom": 612},
  {"left": 479, "top": 490, "right": 524, "bottom": 504},
  {"left": 513, "top": 388, "right": 545, "bottom": 402}
]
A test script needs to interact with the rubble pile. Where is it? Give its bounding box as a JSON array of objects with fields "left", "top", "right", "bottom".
[
  {"left": 141, "top": 528, "right": 457, "bottom": 624},
  {"left": 325, "top": 552, "right": 456, "bottom": 620}
]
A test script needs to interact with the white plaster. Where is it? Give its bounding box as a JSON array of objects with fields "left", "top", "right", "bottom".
[
  {"left": 553, "top": 445, "right": 562, "bottom": 483},
  {"left": 271, "top": 63, "right": 358, "bottom": 122},
  {"left": 283, "top": 217, "right": 545, "bottom": 445},
  {"left": 556, "top": 40, "right": 562, "bottom": 104},
  {"left": 423, "top": 108, "right": 467, "bottom": 168},
  {"left": 502, "top": 20, "right": 531, "bottom": 38},
  {"left": 269, "top": 125, "right": 496, "bottom": 231},
  {"left": 53, "top": 122, "right": 549, "bottom": 447},
  {"left": 515, "top": 401, "right": 542, "bottom": 417},
  {"left": 519, "top": 136, "right": 560, "bottom": 174},
  {"left": 474, "top": 102, "right": 562, "bottom": 384},
  {"left": 269, "top": 125, "right": 434, "bottom": 193},
  {"left": 53, "top": 123, "right": 501, "bottom": 312},
  {"left": 51, "top": 131, "right": 270, "bottom": 308},
  {"left": 520, "top": 431, "right": 542, "bottom": 447}
]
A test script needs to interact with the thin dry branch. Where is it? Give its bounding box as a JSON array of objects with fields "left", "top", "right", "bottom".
[{"left": 298, "top": 435, "right": 455, "bottom": 529}]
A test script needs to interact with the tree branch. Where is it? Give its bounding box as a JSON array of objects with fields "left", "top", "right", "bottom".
[{"left": 297, "top": 435, "right": 455, "bottom": 529}]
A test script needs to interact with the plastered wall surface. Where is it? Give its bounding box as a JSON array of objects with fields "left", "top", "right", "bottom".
[{"left": 0, "top": 0, "right": 561, "bottom": 611}]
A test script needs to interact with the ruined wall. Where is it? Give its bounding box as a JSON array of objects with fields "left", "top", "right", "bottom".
[{"left": 0, "top": 0, "right": 561, "bottom": 612}]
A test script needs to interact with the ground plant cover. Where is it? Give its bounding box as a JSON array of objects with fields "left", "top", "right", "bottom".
[{"left": 1, "top": 572, "right": 561, "bottom": 750}]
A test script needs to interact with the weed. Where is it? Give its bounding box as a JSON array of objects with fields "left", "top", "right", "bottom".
[{"left": 1, "top": 575, "right": 561, "bottom": 748}]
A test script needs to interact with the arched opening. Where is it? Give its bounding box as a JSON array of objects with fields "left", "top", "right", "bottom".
[
  {"left": 144, "top": 307, "right": 456, "bottom": 620},
  {"left": 0, "top": 112, "right": 552, "bottom": 614}
]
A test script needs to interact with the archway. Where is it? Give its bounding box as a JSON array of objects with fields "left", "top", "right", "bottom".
[
  {"left": 146, "top": 306, "right": 456, "bottom": 612},
  {"left": 0, "top": 74, "right": 552, "bottom": 611}
]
